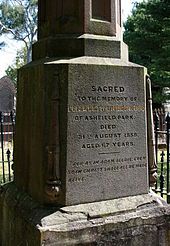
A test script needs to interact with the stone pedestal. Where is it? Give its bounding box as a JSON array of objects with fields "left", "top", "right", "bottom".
[
  {"left": 1, "top": 183, "right": 170, "bottom": 245},
  {"left": 14, "top": 56, "right": 148, "bottom": 206}
]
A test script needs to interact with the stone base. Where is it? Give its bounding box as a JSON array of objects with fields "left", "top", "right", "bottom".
[
  {"left": 0, "top": 182, "right": 170, "bottom": 246},
  {"left": 15, "top": 56, "right": 148, "bottom": 205},
  {"left": 32, "top": 34, "right": 128, "bottom": 61}
]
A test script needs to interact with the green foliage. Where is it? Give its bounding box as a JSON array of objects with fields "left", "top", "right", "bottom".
[
  {"left": 0, "top": 0, "right": 38, "bottom": 62},
  {"left": 1, "top": 2, "right": 24, "bottom": 32},
  {"left": 5, "top": 47, "right": 27, "bottom": 86},
  {"left": 124, "top": 0, "right": 170, "bottom": 105}
]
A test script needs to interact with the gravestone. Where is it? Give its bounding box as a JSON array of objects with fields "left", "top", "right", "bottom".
[
  {"left": 14, "top": 0, "right": 148, "bottom": 206},
  {"left": 65, "top": 65, "right": 148, "bottom": 205},
  {"left": 1, "top": 1, "right": 170, "bottom": 245},
  {"left": 0, "top": 76, "right": 16, "bottom": 112}
]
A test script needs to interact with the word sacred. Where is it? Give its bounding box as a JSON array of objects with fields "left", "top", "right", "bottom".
[{"left": 91, "top": 86, "right": 125, "bottom": 93}]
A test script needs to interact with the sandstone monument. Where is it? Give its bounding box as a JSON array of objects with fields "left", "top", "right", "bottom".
[
  {"left": 16, "top": 0, "right": 149, "bottom": 206},
  {"left": 0, "top": 1, "right": 170, "bottom": 245}
]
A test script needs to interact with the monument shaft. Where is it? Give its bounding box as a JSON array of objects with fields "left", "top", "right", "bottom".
[{"left": 38, "top": 0, "right": 121, "bottom": 38}]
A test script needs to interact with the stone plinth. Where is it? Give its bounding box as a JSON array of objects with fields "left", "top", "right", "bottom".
[
  {"left": 32, "top": 34, "right": 128, "bottom": 61},
  {"left": 0, "top": 182, "right": 170, "bottom": 245},
  {"left": 14, "top": 57, "right": 148, "bottom": 206}
]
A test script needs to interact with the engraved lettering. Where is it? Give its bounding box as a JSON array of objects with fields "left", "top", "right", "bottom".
[
  {"left": 100, "top": 124, "right": 116, "bottom": 130},
  {"left": 68, "top": 105, "right": 145, "bottom": 112},
  {"left": 68, "top": 177, "right": 85, "bottom": 183},
  {"left": 124, "top": 132, "right": 138, "bottom": 138},
  {"left": 67, "top": 79, "right": 147, "bottom": 192},
  {"left": 81, "top": 142, "right": 110, "bottom": 149},
  {"left": 70, "top": 156, "right": 146, "bottom": 168},
  {"left": 74, "top": 114, "right": 135, "bottom": 121},
  {"left": 112, "top": 142, "right": 134, "bottom": 147},
  {"left": 91, "top": 85, "right": 125, "bottom": 93},
  {"left": 67, "top": 160, "right": 147, "bottom": 183}
]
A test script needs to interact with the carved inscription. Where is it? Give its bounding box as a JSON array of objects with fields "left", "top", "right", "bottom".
[
  {"left": 68, "top": 163, "right": 147, "bottom": 183},
  {"left": 67, "top": 79, "right": 147, "bottom": 187},
  {"left": 68, "top": 105, "right": 145, "bottom": 112}
]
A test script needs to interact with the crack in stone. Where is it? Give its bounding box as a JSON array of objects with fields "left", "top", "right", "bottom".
[{"left": 59, "top": 208, "right": 90, "bottom": 219}]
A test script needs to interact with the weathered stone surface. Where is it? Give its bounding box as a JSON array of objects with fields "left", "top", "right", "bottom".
[
  {"left": 0, "top": 183, "right": 170, "bottom": 246},
  {"left": 38, "top": 0, "right": 121, "bottom": 38},
  {"left": 14, "top": 57, "right": 148, "bottom": 206},
  {"left": 65, "top": 61, "right": 148, "bottom": 205},
  {"left": 36, "top": 0, "right": 123, "bottom": 60},
  {"left": 1, "top": 0, "right": 169, "bottom": 245},
  {"left": 32, "top": 35, "right": 128, "bottom": 61},
  {"left": 14, "top": 0, "right": 136, "bottom": 206}
]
